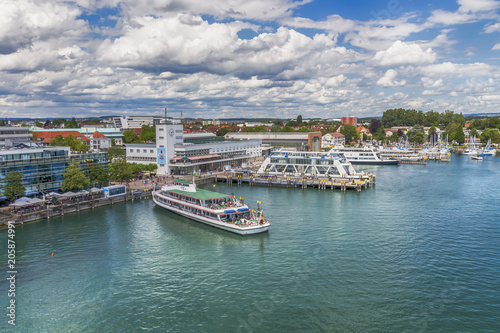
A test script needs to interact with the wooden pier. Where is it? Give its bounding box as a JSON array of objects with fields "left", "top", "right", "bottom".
[
  {"left": 399, "top": 160, "right": 427, "bottom": 165},
  {"left": 203, "top": 174, "right": 375, "bottom": 192}
]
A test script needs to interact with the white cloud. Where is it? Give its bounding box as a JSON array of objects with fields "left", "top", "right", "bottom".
[
  {"left": 421, "top": 77, "right": 443, "bottom": 88},
  {"left": 458, "top": 0, "right": 500, "bottom": 13},
  {"left": 484, "top": 22, "right": 500, "bottom": 33},
  {"left": 493, "top": 43, "right": 500, "bottom": 50},
  {"left": 373, "top": 40, "right": 436, "bottom": 66},
  {"left": 376, "top": 69, "right": 406, "bottom": 87},
  {"left": 97, "top": 16, "right": 358, "bottom": 80},
  {"left": 0, "top": 0, "right": 87, "bottom": 54},
  {"left": 0, "top": 43, "right": 87, "bottom": 72}
]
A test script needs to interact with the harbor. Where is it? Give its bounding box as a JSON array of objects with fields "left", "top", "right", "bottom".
[{"left": 2, "top": 154, "right": 499, "bottom": 332}]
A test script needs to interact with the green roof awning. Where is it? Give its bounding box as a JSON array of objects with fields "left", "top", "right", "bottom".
[{"left": 169, "top": 188, "right": 231, "bottom": 200}]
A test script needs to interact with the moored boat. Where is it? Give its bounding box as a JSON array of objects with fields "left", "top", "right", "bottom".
[
  {"left": 152, "top": 179, "right": 269, "bottom": 235},
  {"left": 329, "top": 145, "right": 399, "bottom": 165}
]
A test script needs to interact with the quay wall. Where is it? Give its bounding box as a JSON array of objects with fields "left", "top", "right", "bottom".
[{"left": 1, "top": 190, "right": 152, "bottom": 227}]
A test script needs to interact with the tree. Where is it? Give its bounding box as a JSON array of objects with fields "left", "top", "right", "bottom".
[
  {"left": 340, "top": 124, "right": 360, "bottom": 143},
  {"left": 109, "top": 160, "right": 134, "bottom": 182},
  {"left": 0, "top": 119, "right": 6, "bottom": 126},
  {"left": 51, "top": 118, "right": 65, "bottom": 127},
  {"left": 469, "top": 128, "right": 479, "bottom": 139},
  {"left": 296, "top": 115, "right": 303, "bottom": 124},
  {"left": 139, "top": 125, "right": 156, "bottom": 142},
  {"left": 105, "top": 146, "right": 126, "bottom": 160},
  {"left": 296, "top": 126, "right": 309, "bottom": 132},
  {"left": 390, "top": 131, "right": 399, "bottom": 142},
  {"left": 369, "top": 119, "right": 382, "bottom": 134},
  {"left": 49, "top": 134, "right": 89, "bottom": 151},
  {"left": 373, "top": 127, "right": 386, "bottom": 141},
  {"left": 216, "top": 127, "right": 230, "bottom": 136},
  {"left": 89, "top": 163, "right": 109, "bottom": 188},
  {"left": 111, "top": 138, "right": 116, "bottom": 146},
  {"left": 61, "top": 159, "right": 89, "bottom": 192},
  {"left": 425, "top": 111, "right": 440, "bottom": 126},
  {"left": 65, "top": 117, "right": 79, "bottom": 128},
  {"left": 480, "top": 128, "right": 500, "bottom": 143},
  {"left": 51, "top": 134, "right": 66, "bottom": 146},
  {"left": 454, "top": 126, "right": 465, "bottom": 144},
  {"left": 123, "top": 129, "right": 140, "bottom": 143},
  {"left": 412, "top": 132, "right": 425, "bottom": 145},
  {"left": 35, "top": 121, "right": 43, "bottom": 127},
  {"left": 3, "top": 171, "right": 25, "bottom": 201}
]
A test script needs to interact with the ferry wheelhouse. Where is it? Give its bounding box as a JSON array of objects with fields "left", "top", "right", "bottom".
[
  {"left": 152, "top": 179, "right": 269, "bottom": 235},
  {"left": 257, "top": 150, "right": 371, "bottom": 180}
]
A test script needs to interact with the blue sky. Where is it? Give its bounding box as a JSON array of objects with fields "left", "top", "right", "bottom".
[{"left": 0, "top": 0, "right": 499, "bottom": 119}]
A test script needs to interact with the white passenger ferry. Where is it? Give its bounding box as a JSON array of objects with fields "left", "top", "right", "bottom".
[
  {"left": 257, "top": 150, "right": 371, "bottom": 180},
  {"left": 329, "top": 145, "right": 399, "bottom": 165},
  {"left": 152, "top": 179, "right": 269, "bottom": 235}
]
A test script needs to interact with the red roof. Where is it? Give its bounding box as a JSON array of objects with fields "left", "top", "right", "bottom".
[
  {"left": 33, "top": 131, "right": 90, "bottom": 142},
  {"left": 92, "top": 131, "right": 108, "bottom": 139},
  {"left": 330, "top": 132, "right": 344, "bottom": 137}
]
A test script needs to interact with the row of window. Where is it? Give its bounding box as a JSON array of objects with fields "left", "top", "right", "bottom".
[
  {"left": 127, "top": 157, "right": 156, "bottom": 161},
  {"left": 130, "top": 149, "right": 155, "bottom": 154}
]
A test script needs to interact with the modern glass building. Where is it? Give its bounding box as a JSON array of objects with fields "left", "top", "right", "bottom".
[{"left": 0, "top": 147, "right": 108, "bottom": 195}]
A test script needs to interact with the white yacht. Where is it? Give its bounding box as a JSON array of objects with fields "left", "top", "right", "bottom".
[
  {"left": 480, "top": 139, "right": 496, "bottom": 156},
  {"left": 329, "top": 145, "right": 399, "bottom": 165},
  {"left": 464, "top": 135, "right": 480, "bottom": 155},
  {"left": 152, "top": 179, "right": 269, "bottom": 235},
  {"left": 257, "top": 150, "right": 371, "bottom": 180}
]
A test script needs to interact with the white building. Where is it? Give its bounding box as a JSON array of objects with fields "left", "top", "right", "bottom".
[
  {"left": 89, "top": 131, "right": 112, "bottom": 152},
  {"left": 126, "top": 120, "right": 262, "bottom": 174},
  {"left": 321, "top": 132, "right": 345, "bottom": 148},
  {"left": 112, "top": 115, "right": 164, "bottom": 129}
]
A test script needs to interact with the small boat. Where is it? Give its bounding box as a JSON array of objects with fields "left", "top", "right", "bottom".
[
  {"left": 471, "top": 155, "right": 483, "bottom": 161},
  {"left": 152, "top": 179, "right": 270, "bottom": 235},
  {"left": 479, "top": 139, "right": 496, "bottom": 156}
]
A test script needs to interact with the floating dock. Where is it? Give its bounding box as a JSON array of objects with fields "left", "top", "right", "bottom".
[{"left": 195, "top": 174, "right": 375, "bottom": 192}]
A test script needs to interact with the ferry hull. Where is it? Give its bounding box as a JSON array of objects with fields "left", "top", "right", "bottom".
[{"left": 152, "top": 195, "right": 269, "bottom": 235}]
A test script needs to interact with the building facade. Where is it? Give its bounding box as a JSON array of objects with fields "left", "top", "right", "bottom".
[
  {"left": 89, "top": 131, "right": 112, "bottom": 152},
  {"left": 0, "top": 147, "right": 108, "bottom": 195},
  {"left": 125, "top": 121, "right": 262, "bottom": 175},
  {"left": 0, "top": 127, "right": 32, "bottom": 147},
  {"left": 342, "top": 116, "right": 358, "bottom": 127},
  {"left": 112, "top": 115, "right": 163, "bottom": 129}
]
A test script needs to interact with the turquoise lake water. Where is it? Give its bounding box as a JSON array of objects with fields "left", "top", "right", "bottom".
[{"left": 1, "top": 154, "right": 499, "bottom": 332}]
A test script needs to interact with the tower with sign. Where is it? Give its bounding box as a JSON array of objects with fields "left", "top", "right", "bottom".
[{"left": 156, "top": 119, "right": 183, "bottom": 175}]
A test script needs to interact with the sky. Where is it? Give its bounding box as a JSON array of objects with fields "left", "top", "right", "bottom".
[{"left": 0, "top": 0, "right": 499, "bottom": 119}]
